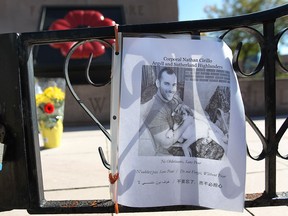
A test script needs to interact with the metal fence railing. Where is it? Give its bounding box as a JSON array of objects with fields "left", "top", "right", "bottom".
[{"left": 0, "top": 4, "right": 287, "bottom": 214}]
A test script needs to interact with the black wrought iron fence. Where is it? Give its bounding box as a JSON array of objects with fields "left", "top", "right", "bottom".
[{"left": 0, "top": 4, "right": 287, "bottom": 214}]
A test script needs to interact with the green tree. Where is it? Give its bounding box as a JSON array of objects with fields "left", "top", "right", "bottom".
[
  {"left": 204, "top": 0, "right": 286, "bottom": 18},
  {"left": 204, "top": 0, "right": 288, "bottom": 77}
]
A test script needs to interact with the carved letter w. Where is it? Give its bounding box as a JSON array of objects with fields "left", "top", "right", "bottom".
[{"left": 89, "top": 97, "right": 106, "bottom": 113}]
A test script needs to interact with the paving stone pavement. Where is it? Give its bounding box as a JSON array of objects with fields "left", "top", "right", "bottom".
[{"left": 0, "top": 117, "right": 287, "bottom": 216}]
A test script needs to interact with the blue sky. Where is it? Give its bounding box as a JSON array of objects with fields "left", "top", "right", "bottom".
[{"left": 178, "top": 0, "right": 223, "bottom": 21}]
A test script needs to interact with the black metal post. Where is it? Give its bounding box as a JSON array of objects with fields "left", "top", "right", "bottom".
[
  {"left": 0, "top": 4, "right": 288, "bottom": 214},
  {"left": 263, "top": 20, "right": 277, "bottom": 198},
  {"left": 18, "top": 40, "right": 46, "bottom": 208}
]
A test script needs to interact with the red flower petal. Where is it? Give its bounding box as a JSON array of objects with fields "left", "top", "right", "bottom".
[
  {"left": 103, "top": 38, "right": 116, "bottom": 48},
  {"left": 44, "top": 103, "right": 55, "bottom": 114},
  {"left": 48, "top": 10, "right": 115, "bottom": 59},
  {"left": 91, "top": 42, "right": 106, "bottom": 57},
  {"left": 64, "top": 10, "right": 84, "bottom": 27},
  {"left": 85, "top": 42, "right": 105, "bottom": 58},
  {"left": 49, "top": 19, "right": 72, "bottom": 49},
  {"left": 49, "top": 19, "right": 72, "bottom": 30},
  {"left": 101, "top": 18, "right": 116, "bottom": 27},
  {"left": 83, "top": 10, "right": 104, "bottom": 26}
]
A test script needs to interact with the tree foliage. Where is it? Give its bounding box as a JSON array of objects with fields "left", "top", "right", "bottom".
[
  {"left": 204, "top": 0, "right": 288, "bottom": 77},
  {"left": 204, "top": 0, "right": 287, "bottom": 19}
]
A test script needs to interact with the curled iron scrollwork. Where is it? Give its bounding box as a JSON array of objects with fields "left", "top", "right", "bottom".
[
  {"left": 64, "top": 39, "right": 112, "bottom": 170},
  {"left": 219, "top": 26, "right": 265, "bottom": 77},
  {"left": 219, "top": 25, "right": 288, "bottom": 161},
  {"left": 220, "top": 27, "right": 268, "bottom": 160},
  {"left": 245, "top": 116, "right": 267, "bottom": 161},
  {"left": 274, "top": 27, "right": 288, "bottom": 160},
  {"left": 63, "top": 25, "right": 288, "bottom": 166},
  {"left": 275, "top": 27, "right": 288, "bottom": 73},
  {"left": 275, "top": 117, "right": 288, "bottom": 159}
]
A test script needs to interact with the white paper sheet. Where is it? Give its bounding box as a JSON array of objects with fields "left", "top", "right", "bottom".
[{"left": 113, "top": 35, "right": 246, "bottom": 212}]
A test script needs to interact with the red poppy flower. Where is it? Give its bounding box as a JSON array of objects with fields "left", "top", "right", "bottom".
[
  {"left": 44, "top": 103, "right": 55, "bottom": 114},
  {"left": 49, "top": 10, "right": 116, "bottom": 59}
]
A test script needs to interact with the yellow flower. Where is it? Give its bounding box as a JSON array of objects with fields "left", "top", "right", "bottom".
[
  {"left": 43, "top": 87, "right": 65, "bottom": 101},
  {"left": 36, "top": 94, "right": 51, "bottom": 106},
  {"left": 35, "top": 86, "right": 65, "bottom": 107},
  {"left": 35, "top": 85, "right": 65, "bottom": 129}
]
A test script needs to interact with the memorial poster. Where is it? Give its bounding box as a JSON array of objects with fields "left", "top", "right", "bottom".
[{"left": 110, "top": 35, "right": 246, "bottom": 212}]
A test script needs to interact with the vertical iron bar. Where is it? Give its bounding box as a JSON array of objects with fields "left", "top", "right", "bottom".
[
  {"left": 18, "top": 38, "right": 45, "bottom": 207},
  {"left": 263, "top": 20, "right": 277, "bottom": 198}
]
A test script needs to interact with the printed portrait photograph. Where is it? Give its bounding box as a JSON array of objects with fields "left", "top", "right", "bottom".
[{"left": 138, "top": 65, "right": 230, "bottom": 160}]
